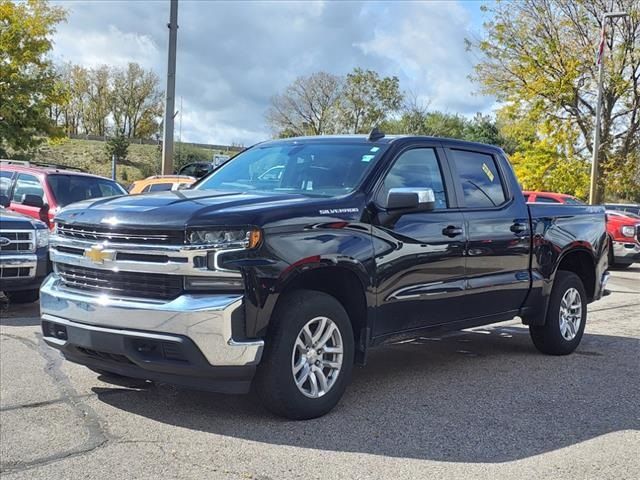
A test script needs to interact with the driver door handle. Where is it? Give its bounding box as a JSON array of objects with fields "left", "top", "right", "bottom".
[
  {"left": 442, "top": 225, "right": 464, "bottom": 238},
  {"left": 510, "top": 222, "right": 528, "bottom": 234}
]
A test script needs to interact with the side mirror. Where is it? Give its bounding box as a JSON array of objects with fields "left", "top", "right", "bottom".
[
  {"left": 21, "top": 194, "right": 44, "bottom": 209},
  {"left": 386, "top": 188, "right": 436, "bottom": 212},
  {"left": 0, "top": 194, "right": 9, "bottom": 208}
]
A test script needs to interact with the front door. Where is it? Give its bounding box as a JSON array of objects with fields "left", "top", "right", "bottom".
[{"left": 372, "top": 144, "right": 467, "bottom": 338}]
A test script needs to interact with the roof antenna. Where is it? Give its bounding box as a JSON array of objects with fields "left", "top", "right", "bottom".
[{"left": 368, "top": 127, "right": 385, "bottom": 141}]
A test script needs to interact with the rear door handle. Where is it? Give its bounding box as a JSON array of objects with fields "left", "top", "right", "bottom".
[
  {"left": 442, "top": 225, "right": 464, "bottom": 237},
  {"left": 510, "top": 222, "right": 528, "bottom": 234}
]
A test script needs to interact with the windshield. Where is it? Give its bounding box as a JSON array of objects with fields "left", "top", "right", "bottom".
[
  {"left": 48, "top": 174, "right": 126, "bottom": 207},
  {"left": 195, "top": 142, "right": 388, "bottom": 197}
]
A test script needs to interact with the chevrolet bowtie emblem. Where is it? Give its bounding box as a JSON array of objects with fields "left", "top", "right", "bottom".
[{"left": 83, "top": 245, "right": 116, "bottom": 264}]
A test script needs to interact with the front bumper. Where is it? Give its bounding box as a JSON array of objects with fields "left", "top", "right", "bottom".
[
  {"left": 0, "top": 249, "right": 49, "bottom": 292},
  {"left": 612, "top": 240, "right": 640, "bottom": 264},
  {"left": 40, "top": 275, "right": 264, "bottom": 393}
]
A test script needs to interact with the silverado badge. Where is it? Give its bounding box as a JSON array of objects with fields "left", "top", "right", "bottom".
[{"left": 83, "top": 245, "right": 116, "bottom": 264}]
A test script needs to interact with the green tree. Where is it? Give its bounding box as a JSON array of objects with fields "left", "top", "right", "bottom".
[
  {"left": 105, "top": 134, "right": 129, "bottom": 162},
  {"left": 0, "top": 0, "right": 67, "bottom": 155},
  {"left": 339, "top": 68, "right": 403, "bottom": 133},
  {"left": 471, "top": 0, "right": 640, "bottom": 201}
]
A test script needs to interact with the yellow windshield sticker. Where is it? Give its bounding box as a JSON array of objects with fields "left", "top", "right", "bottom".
[{"left": 482, "top": 163, "right": 495, "bottom": 182}]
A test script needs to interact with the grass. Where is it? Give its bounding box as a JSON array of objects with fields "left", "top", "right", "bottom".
[{"left": 29, "top": 138, "right": 225, "bottom": 185}]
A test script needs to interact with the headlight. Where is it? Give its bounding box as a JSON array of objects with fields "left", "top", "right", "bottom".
[
  {"left": 35, "top": 228, "right": 49, "bottom": 248},
  {"left": 621, "top": 226, "right": 636, "bottom": 237},
  {"left": 188, "top": 228, "right": 262, "bottom": 249}
]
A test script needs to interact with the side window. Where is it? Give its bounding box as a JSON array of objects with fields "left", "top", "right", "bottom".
[
  {"left": 377, "top": 148, "right": 447, "bottom": 209},
  {"left": 535, "top": 196, "right": 560, "bottom": 204},
  {"left": 0, "top": 170, "right": 13, "bottom": 197},
  {"left": 180, "top": 164, "right": 196, "bottom": 177},
  {"left": 11, "top": 173, "right": 45, "bottom": 204},
  {"left": 449, "top": 149, "right": 506, "bottom": 208},
  {"left": 148, "top": 183, "right": 173, "bottom": 192}
]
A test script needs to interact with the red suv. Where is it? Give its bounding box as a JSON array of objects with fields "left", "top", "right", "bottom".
[{"left": 0, "top": 161, "right": 127, "bottom": 228}]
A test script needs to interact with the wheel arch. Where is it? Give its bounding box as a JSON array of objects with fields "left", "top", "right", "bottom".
[{"left": 254, "top": 262, "right": 372, "bottom": 364}]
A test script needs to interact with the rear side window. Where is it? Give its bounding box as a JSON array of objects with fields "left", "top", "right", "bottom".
[
  {"left": 534, "top": 196, "right": 560, "bottom": 204},
  {"left": 449, "top": 150, "right": 506, "bottom": 208},
  {"left": 12, "top": 173, "right": 45, "bottom": 204},
  {"left": 148, "top": 183, "right": 173, "bottom": 192},
  {"left": 0, "top": 170, "right": 13, "bottom": 197}
]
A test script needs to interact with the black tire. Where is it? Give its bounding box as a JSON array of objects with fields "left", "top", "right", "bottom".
[
  {"left": 254, "top": 289, "right": 354, "bottom": 420},
  {"left": 6, "top": 289, "right": 39, "bottom": 304},
  {"left": 529, "top": 271, "right": 587, "bottom": 355},
  {"left": 613, "top": 263, "right": 632, "bottom": 270}
]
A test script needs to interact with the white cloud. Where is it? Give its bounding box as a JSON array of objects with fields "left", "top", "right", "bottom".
[{"left": 51, "top": 0, "right": 494, "bottom": 145}]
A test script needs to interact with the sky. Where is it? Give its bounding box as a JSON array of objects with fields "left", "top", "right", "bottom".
[{"left": 51, "top": 0, "right": 494, "bottom": 146}]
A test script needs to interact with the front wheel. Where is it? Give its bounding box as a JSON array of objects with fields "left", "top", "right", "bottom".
[
  {"left": 529, "top": 271, "right": 587, "bottom": 355},
  {"left": 254, "top": 289, "right": 354, "bottom": 420}
]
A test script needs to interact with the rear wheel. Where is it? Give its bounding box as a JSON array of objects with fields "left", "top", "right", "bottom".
[
  {"left": 6, "top": 289, "right": 39, "bottom": 304},
  {"left": 254, "top": 289, "right": 354, "bottom": 420},
  {"left": 529, "top": 271, "right": 587, "bottom": 355}
]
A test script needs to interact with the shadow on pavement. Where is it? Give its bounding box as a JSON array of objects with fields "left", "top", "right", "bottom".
[
  {"left": 92, "top": 325, "right": 640, "bottom": 463},
  {"left": 0, "top": 299, "right": 40, "bottom": 327}
]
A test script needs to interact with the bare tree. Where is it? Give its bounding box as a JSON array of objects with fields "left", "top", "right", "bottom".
[
  {"left": 266, "top": 72, "right": 343, "bottom": 137},
  {"left": 111, "top": 63, "right": 163, "bottom": 138}
]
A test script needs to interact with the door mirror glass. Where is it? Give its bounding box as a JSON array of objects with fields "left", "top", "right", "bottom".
[
  {"left": 21, "top": 193, "right": 44, "bottom": 208},
  {"left": 386, "top": 188, "right": 436, "bottom": 212}
]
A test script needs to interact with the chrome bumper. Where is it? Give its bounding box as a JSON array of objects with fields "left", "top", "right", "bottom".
[
  {"left": 612, "top": 240, "right": 640, "bottom": 263},
  {"left": 0, "top": 254, "right": 37, "bottom": 278},
  {"left": 40, "top": 275, "right": 264, "bottom": 366}
]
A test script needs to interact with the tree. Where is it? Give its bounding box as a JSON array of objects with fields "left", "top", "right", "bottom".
[
  {"left": 85, "top": 65, "right": 111, "bottom": 136},
  {"left": 111, "top": 62, "right": 163, "bottom": 138},
  {"left": 266, "top": 72, "right": 343, "bottom": 137},
  {"left": 105, "top": 134, "right": 129, "bottom": 162},
  {"left": 57, "top": 63, "right": 89, "bottom": 136},
  {"left": 339, "top": 68, "right": 403, "bottom": 133},
  {"left": 0, "top": 0, "right": 67, "bottom": 155},
  {"left": 471, "top": 0, "right": 640, "bottom": 201}
]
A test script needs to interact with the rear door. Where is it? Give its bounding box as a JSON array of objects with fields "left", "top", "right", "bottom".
[
  {"left": 445, "top": 147, "right": 531, "bottom": 320},
  {"left": 372, "top": 142, "right": 467, "bottom": 337}
]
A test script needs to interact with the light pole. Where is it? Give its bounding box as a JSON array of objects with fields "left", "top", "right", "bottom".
[
  {"left": 589, "top": 11, "right": 628, "bottom": 205},
  {"left": 161, "top": 0, "right": 178, "bottom": 175}
]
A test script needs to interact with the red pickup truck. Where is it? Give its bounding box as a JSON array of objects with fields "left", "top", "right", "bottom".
[
  {"left": 523, "top": 191, "right": 639, "bottom": 268},
  {"left": 0, "top": 161, "right": 127, "bottom": 228}
]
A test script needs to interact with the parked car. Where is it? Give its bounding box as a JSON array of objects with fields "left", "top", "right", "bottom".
[
  {"left": 604, "top": 203, "right": 640, "bottom": 216},
  {"left": 0, "top": 196, "right": 50, "bottom": 303},
  {"left": 605, "top": 210, "right": 639, "bottom": 268},
  {"left": 129, "top": 175, "right": 195, "bottom": 194},
  {"left": 1, "top": 160, "right": 127, "bottom": 228},
  {"left": 41, "top": 134, "right": 608, "bottom": 419},
  {"left": 523, "top": 191, "right": 585, "bottom": 205}
]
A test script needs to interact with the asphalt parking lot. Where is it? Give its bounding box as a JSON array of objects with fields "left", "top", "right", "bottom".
[{"left": 1, "top": 268, "right": 638, "bottom": 479}]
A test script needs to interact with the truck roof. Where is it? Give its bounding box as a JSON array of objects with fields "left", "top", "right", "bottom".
[{"left": 260, "top": 134, "right": 505, "bottom": 152}]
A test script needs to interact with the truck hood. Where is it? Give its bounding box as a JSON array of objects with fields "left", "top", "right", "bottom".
[{"left": 55, "top": 189, "right": 363, "bottom": 229}]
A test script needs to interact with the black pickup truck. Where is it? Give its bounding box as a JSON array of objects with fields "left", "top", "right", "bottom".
[{"left": 41, "top": 134, "right": 609, "bottom": 419}]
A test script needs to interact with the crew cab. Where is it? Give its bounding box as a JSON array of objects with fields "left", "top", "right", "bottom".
[
  {"left": 0, "top": 196, "right": 50, "bottom": 303},
  {"left": 40, "top": 134, "right": 609, "bottom": 419},
  {"left": 0, "top": 160, "right": 127, "bottom": 228},
  {"left": 605, "top": 210, "right": 639, "bottom": 268}
]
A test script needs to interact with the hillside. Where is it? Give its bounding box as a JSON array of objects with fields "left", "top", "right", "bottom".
[{"left": 29, "top": 138, "right": 232, "bottom": 185}]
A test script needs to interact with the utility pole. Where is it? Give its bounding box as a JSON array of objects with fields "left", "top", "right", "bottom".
[
  {"left": 161, "top": 0, "right": 178, "bottom": 175},
  {"left": 589, "top": 11, "right": 628, "bottom": 205}
]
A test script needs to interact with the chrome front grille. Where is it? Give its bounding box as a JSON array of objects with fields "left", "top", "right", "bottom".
[
  {"left": 0, "top": 230, "right": 35, "bottom": 252},
  {"left": 57, "top": 223, "right": 185, "bottom": 245},
  {"left": 56, "top": 264, "right": 183, "bottom": 301}
]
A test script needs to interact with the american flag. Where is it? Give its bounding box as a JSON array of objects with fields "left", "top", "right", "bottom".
[{"left": 596, "top": 26, "right": 607, "bottom": 66}]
